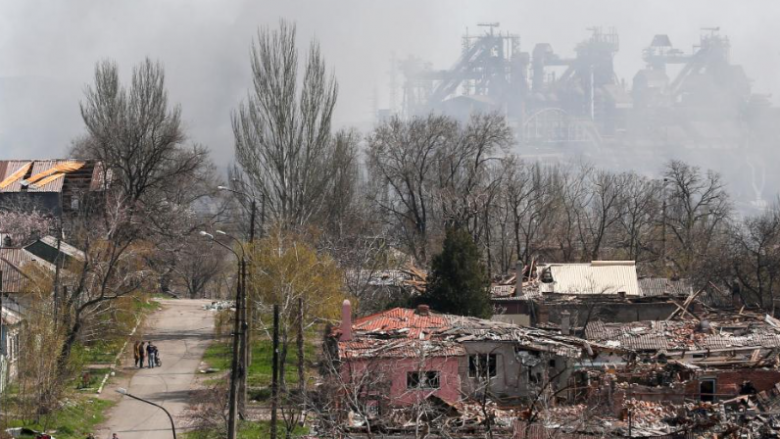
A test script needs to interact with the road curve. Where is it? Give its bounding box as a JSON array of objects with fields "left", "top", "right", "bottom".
[{"left": 97, "top": 299, "right": 215, "bottom": 439}]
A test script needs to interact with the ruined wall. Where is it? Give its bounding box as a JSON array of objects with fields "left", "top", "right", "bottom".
[
  {"left": 461, "top": 342, "right": 527, "bottom": 400},
  {"left": 543, "top": 302, "right": 678, "bottom": 325},
  {"left": 493, "top": 300, "right": 678, "bottom": 327},
  {"left": 341, "top": 356, "right": 463, "bottom": 407}
]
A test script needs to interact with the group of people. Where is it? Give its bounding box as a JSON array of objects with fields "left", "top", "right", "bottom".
[{"left": 133, "top": 340, "right": 161, "bottom": 368}]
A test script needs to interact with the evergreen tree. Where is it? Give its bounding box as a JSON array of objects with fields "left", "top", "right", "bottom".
[{"left": 417, "top": 227, "right": 492, "bottom": 318}]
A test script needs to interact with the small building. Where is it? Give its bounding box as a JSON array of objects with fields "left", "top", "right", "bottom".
[
  {"left": 584, "top": 311, "right": 780, "bottom": 401},
  {"left": 0, "top": 297, "right": 23, "bottom": 395},
  {"left": 491, "top": 261, "right": 678, "bottom": 328},
  {"left": 325, "top": 301, "right": 622, "bottom": 415},
  {"left": 0, "top": 159, "right": 110, "bottom": 217}
]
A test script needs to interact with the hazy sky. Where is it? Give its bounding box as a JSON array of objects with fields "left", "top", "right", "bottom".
[{"left": 2, "top": 0, "right": 780, "bottom": 170}]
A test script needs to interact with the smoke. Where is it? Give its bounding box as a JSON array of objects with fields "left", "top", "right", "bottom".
[{"left": 2, "top": 0, "right": 780, "bottom": 201}]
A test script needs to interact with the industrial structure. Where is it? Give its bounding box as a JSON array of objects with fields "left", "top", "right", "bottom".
[{"left": 393, "top": 25, "right": 780, "bottom": 210}]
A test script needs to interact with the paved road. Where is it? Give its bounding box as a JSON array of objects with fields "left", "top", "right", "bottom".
[{"left": 97, "top": 299, "right": 215, "bottom": 439}]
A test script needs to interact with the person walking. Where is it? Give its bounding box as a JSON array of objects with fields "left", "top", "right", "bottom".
[
  {"left": 138, "top": 341, "right": 146, "bottom": 369},
  {"left": 147, "top": 342, "right": 155, "bottom": 369},
  {"left": 133, "top": 341, "right": 141, "bottom": 368}
]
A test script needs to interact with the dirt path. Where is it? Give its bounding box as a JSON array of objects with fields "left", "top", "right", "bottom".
[{"left": 95, "top": 299, "right": 215, "bottom": 439}]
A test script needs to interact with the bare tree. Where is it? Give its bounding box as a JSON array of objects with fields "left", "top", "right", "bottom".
[
  {"left": 367, "top": 113, "right": 511, "bottom": 264},
  {"left": 576, "top": 170, "right": 624, "bottom": 261},
  {"left": 664, "top": 160, "right": 732, "bottom": 281},
  {"left": 78, "top": 59, "right": 210, "bottom": 209},
  {"left": 729, "top": 202, "right": 780, "bottom": 311},
  {"left": 233, "top": 20, "right": 340, "bottom": 229},
  {"left": 616, "top": 172, "right": 661, "bottom": 262}
]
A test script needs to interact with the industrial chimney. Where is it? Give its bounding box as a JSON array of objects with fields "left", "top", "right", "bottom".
[{"left": 340, "top": 299, "right": 352, "bottom": 341}]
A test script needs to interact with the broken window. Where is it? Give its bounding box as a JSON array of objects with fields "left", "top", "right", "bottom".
[
  {"left": 469, "top": 354, "right": 497, "bottom": 378},
  {"left": 407, "top": 371, "right": 440, "bottom": 389},
  {"left": 700, "top": 379, "right": 716, "bottom": 402}
]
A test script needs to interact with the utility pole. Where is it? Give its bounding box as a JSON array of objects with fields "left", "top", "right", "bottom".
[
  {"left": 227, "top": 258, "right": 243, "bottom": 439},
  {"left": 296, "top": 298, "right": 305, "bottom": 417},
  {"left": 1, "top": 270, "right": 5, "bottom": 430},
  {"left": 241, "top": 200, "right": 256, "bottom": 415},
  {"left": 271, "top": 304, "right": 279, "bottom": 439}
]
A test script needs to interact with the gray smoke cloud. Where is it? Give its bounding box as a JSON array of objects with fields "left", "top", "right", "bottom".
[{"left": 2, "top": 0, "right": 779, "bottom": 178}]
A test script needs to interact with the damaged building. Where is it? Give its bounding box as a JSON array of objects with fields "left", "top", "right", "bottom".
[
  {"left": 0, "top": 159, "right": 110, "bottom": 218},
  {"left": 491, "top": 261, "right": 679, "bottom": 328},
  {"left": 323, "top": 300, "right": 625, "bottom": 435}
]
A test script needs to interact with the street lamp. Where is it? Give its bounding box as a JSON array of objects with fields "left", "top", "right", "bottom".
[
  {"left": 116, "top": 388, "right": 177, "bottom": 439},
  {"left": 199, "top": 230, "right": 244, "bottom": 439}
]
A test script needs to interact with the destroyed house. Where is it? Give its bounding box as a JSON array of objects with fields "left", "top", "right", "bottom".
[
  {"left": 327, "top": 301, "right": 622, "bottom": 413},
  {"left": 0, "top": 160, "right": 110, "bottom": 216},
  {"left": 585, "top": 312, "right": 780, "bottom": 401},
  {"left": 492, "top": 261, "right": 678, "bottom": 327}
]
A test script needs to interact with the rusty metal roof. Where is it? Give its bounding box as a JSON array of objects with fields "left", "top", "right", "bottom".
[{"left": 0, "top": 160, "right": 108, "bottom": 193}]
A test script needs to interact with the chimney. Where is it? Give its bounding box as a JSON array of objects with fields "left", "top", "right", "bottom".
[
  {"left": 340, "top": 299, "right": 352, "bottom": 341},
  {"left": 2, "top": 235, "right": 12, "bottom": 247},
  {"left": 515, "top": 261, "right": 523, "bottom": 297},
  {"left": 560, "top": 310, "right": 571, "bottom": 335},
  {"left": 416, "top": 304, "right": 430, "bottom": 316}
]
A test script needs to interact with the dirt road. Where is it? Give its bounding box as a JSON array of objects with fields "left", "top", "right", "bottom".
[{"left": 96, "top": 299, "right": 215, "bottom": 439}]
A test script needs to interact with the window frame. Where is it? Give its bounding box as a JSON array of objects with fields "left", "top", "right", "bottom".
[
  {"left": 407, "top": 370, "right": 441, "bottom": 389},
  {"left": 468, "top": 353, "right": 498, "bottom": 378}
]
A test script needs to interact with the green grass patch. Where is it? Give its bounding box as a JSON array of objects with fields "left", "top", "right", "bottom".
[
  {"left": 200, "top": 334, "right": 319, "bottom": 399},
  {"left": 72, "top": 339, "right": 125, "bottom": 365},
  {"left": 5, "top": 397, "right": 113, "bottom": 439},
  {"left": 183, "top": 420, "right": 308, "bottom": 439}
]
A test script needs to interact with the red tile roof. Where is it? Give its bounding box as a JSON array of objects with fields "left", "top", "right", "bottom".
[{"left": 353, "top": 307, "right": 450, "bottom": 339}]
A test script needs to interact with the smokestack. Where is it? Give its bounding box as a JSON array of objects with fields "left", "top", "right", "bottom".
[
  {"left": 515, "top": 261, "right": 523, "bottom": 297},
  {"left": 340, "top": 299, "right": 352, "bottom": 341},
  {"left": 560, "top": 310, "right": 571, "bottom": 335}
]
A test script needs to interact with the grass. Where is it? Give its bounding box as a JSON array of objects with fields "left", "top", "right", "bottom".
[
  {"left": 5, "top": 397, "right": 113, "bottom": 439},
  {"left": 201, "top": 334, "right": 318, "bottom": 400},
  {"left": 183, "top": 420, "right": 308, "bottom": 439}
]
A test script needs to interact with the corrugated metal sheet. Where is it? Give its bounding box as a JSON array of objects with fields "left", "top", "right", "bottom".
[
  {"left": 0, "top": 160, "right": 107, "bottom": 194},
  {"left": 539, "top": 261, "right": 641, "bottom": 296},
  {"left": 639, "top": 277, "right": 693, "bottom": 297},
  {"left": 0, "top": 248, "right": 54, "bottom": 293},
  {"left": 0, "top": 161, "right": 33, "bottom": 192}
]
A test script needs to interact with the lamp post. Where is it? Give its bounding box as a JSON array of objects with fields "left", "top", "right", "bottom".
[
  {"left": 199, "top": 231, "right": 244, "bottom": 439},
  {"left": 218, "top": 186, "right": 264, "bottom": 414},
  {"left": 116, "top": 388, "right": 177, "bottom": 439}
]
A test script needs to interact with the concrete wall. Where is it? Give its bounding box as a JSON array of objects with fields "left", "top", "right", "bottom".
[
  {"left": 493, "top": 299, "right": 678, "bottom": 327},
  {"left": 544, "top": 302, "right": 678, "bottom": 325},
  {"left": 461, "top": 341, "right": 570, "bottom": 402}
]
